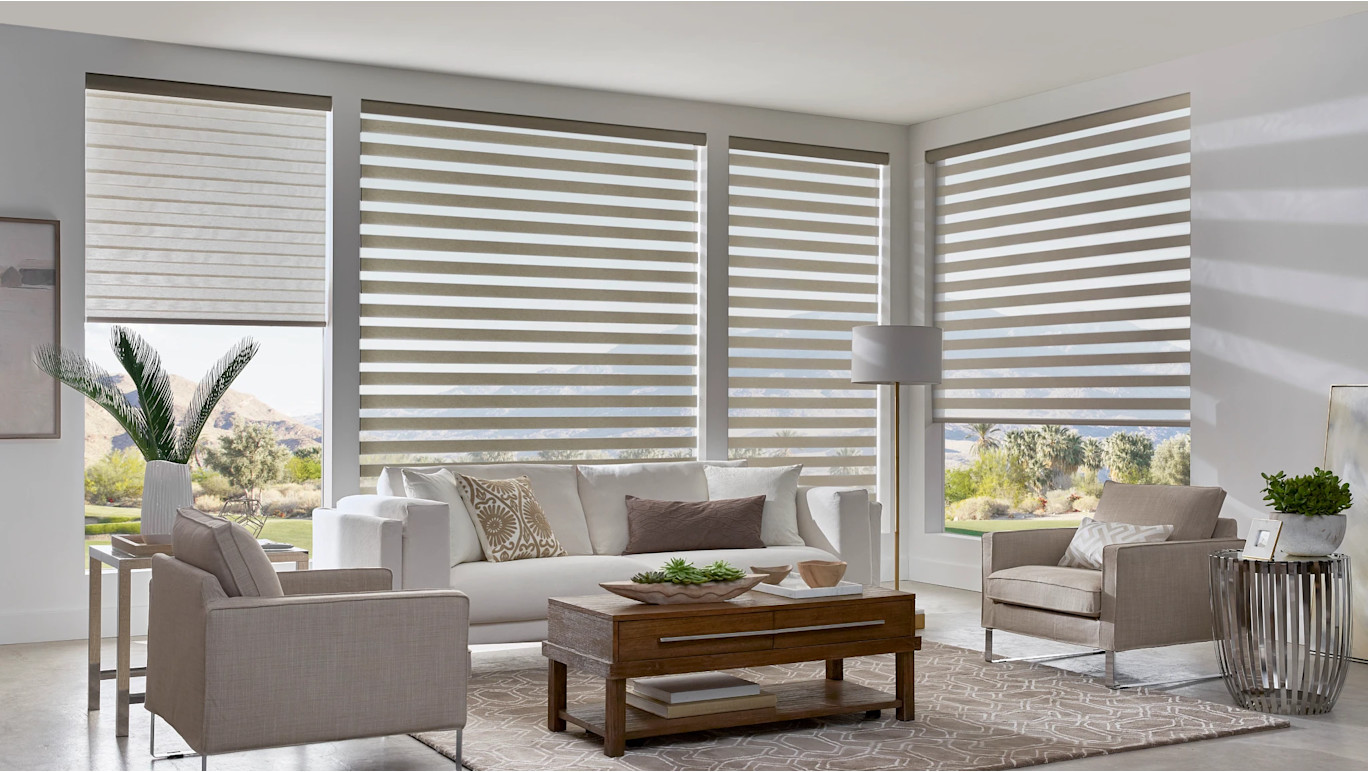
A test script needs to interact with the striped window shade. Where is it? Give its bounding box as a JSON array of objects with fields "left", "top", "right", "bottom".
[
  {"left": 727, "top": 138, "right": 887, "bottom": 488},
  {"left": 84, "top": 75, "right": 330, "bottom": 325},
  {"left": 928, "top": 94, "right": 1191, "bottom": 427},
  {"left": 358, "top": 101, "right": 704, "bottom": 491}
]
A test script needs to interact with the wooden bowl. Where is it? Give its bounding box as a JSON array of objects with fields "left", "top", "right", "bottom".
[
  {"left": 750, "top": 565, "right": 792, "bottom": 585},
  {"left": 599, "top": 574, "right": 766, "bottom": 605},
  {"left": 797, "top": 560, "right": 847, "bottom": 588}
]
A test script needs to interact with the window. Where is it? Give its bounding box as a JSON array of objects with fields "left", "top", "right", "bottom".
[
  {"left": 357, "top": 102, "right": 704, "bottom": 491},
  {"left": 928, "top": 95, "right": 1191, "bottom": 533},
  {"left": 727, "top": 139, "right": 886, "bottom": 488},
  {"left": 83, "top": 78, "right": 329, "bottom": 566}
]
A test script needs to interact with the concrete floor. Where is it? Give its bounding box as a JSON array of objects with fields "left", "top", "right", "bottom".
[{"left": 2, "top": 580, "right": 1365, "bottom": 770}]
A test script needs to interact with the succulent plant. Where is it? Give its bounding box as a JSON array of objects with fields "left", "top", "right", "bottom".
[
  {"left": 701, "top": 561, "right": 745, "bottom": 582},
  {"left": 1261, "top": 468, "right": 1352, "bottom": 516},
  {"left": 630, "top": 570, "right": 668, "bottom": 584},
  {"left": 630, "top": 558, "right": 747, "bottom": 585}
]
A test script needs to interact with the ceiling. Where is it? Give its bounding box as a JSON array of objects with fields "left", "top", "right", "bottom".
[{"left": 2, "top": 1, "right": 1365, "bottom": 123}]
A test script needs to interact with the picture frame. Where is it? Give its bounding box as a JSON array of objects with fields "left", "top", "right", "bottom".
[
  {"left": 0, "top": 217, "right": 60, "bottom": 439},
  {"left": 1323, "top": 384, "right": 1368, "bottom": 661},
  {"left": 1242, "top": 518, "right": 1282, "bottom": 561}
]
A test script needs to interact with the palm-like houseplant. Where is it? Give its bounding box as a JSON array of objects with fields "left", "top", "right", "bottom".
[{"left": 35, "top": 325, "right": 258, "bottom": 541}]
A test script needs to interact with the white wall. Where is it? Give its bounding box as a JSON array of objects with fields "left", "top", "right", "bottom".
[
  {"left": 0, "top": 23, "right": 909, "bottom": 644},
  {"left": 904, "top": 11, "right": 1368, "bottom": 590}
]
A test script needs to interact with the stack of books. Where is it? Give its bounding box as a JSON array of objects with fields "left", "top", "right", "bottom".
[{"left": 627, "top": 672, "right": 777, "bottom": 719}]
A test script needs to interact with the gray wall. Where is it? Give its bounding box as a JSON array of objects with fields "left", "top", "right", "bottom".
[
  {"left": 0, "top": 23, "right": 908, "bottom": 644},
  {"left": 904, "top": 11, "right": 1368, "bottom": 589}
]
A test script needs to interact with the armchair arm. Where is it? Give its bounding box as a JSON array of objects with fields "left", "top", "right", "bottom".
[
  {"left": 981, "top": 528, "right": 1076, "bottom": 579},
  {"left": 797, "top": 486, "right": 878, "bottom": 585},
  {"left": 145, "top": 555, "right": 229, "bottom": 753},
  {"left": 199, "top": 589, "right": 469, "bottom": 754},
  {"left": 313, "top": 494, "right": 450, "bottom": 589},
  {"left": 278, "top": 567, "right": 393, "bottom": 595},
  {"left": 1101, "top": 537, "right": 1244, "bottom": 651}
]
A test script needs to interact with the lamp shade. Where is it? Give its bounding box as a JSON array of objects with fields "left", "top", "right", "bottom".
[{"left": 851, "top": 325, "right": 943, "bottom": 385}]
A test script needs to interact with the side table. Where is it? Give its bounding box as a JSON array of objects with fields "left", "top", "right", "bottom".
[
  {"left": 88, "top": 544, "right": 310, "bottom": 736},
  {"left": 1209, "top": 549, "right": 1351, "bottom": 715}
]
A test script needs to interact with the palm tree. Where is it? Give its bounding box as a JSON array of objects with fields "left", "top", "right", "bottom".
[{"left": 966, "top": 423, "right": 1003, "bottom": 458}]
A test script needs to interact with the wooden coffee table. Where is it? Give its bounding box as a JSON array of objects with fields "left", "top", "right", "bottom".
[{"left": 543, "top": 586, "right": 919, "bottom": 757}]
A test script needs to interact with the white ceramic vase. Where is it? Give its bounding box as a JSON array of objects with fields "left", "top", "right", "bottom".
[
  {"left": 142, "top": 460, "right": 194, "bottom": 544},
  {"left": 1271, "top": 511, "right": 1348, "bottom": 556}
]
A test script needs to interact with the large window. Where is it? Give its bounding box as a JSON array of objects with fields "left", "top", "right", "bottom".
[
  {"left": 357, "top": 102, "right": 704, "bottom": 491},
  {"left": 83, "top": 77, "right": 328, "bottom": 565},
  {"left": 727, "top": 140, "right": 886, "bottom": 488},
  {"left": 928, "top": 95, "right": 1191, "bottom": 533}
]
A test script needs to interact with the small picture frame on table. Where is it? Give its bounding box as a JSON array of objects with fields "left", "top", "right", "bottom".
[{"left": 1243, "top": 519, "right": 1282, "bottom": 561}]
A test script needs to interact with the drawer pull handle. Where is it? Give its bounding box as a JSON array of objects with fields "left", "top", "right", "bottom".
[{"left": 659, "top": 619, "right": 884, "bottom": 643}]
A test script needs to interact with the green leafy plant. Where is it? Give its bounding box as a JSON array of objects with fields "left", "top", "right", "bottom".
[
  {"left": 631, "top": 558, "right": 748, "bottom": 584},
  {"left": 1261, "top": 468, "right": 1352, "bottom": 516},
  {"left": 35, "top": 325, "right": 258, "bottom": 463}
]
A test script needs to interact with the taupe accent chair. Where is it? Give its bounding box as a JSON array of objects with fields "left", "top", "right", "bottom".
[
  {"left": 981, "top": 482, "right": 1243, "bottom": 688},
  {"left": 146, "top": 509, "right": 470, "bottom": 769}
]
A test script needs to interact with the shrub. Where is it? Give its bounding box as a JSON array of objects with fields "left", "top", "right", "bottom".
[
  {"left": 84, "top": 448, "right": 145, "bottom": 505},
  {"left": 1018, "top": 494, "right": 1045, "bottom": 514},
  {"left": 260, "top": 484, "right": 323, "bottom": 517},
  {"left": 969, "top": 449, "right": 1030, "bottom": 504},
  {"left": 944, "top": 467, "right": 976, "bottom": 504},
  {"left": 193, "top": 470, "right": 236, "bottom": 499},
  {"left": 1261, "top": 468, "right": 1352, "bottom": 516},
  {"left": 947, "top": 496, "right": 1011, "bottom": 521},
  {"left": 1045, "top": 489, "right": 1080, "bottom": 515},
  {"left": 84, "top": 521, "right": 140, "bottom": 535},
  {"left": 1151, "top": 434, "right": 1191, "bottom": 486},
  {"left": 1075, "top": 494, "right": 1100, "bottom": 512},
  {"left": 1070, "top": 469, "right": 1104, "bottom": 497},
  {"left": 286, "top": 446, "right": 323, "bottom": 482},
  {"left": 194, "top": 494, "right": 224, "bottom": 513}
]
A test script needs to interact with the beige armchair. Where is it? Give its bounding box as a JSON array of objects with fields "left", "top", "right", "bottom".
[
  {"left": 981, "top": 482, "right": 1243, "bottom": 688},
  {"left": 146, "top": 509, "right": 469, "bottom": 769}
]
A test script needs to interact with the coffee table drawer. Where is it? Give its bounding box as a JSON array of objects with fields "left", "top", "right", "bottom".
[
  {"left": 617, "top": 611, "right": 775, "bottom": 660},
  {"left": 772, "top": 600, "right": 913, "bottom": 649}
]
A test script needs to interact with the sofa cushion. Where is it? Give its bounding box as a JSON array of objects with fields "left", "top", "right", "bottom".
[
  {"left": 171, "top": 508, "right": 283, "bottom": 598},
  {"left": 384, "top": 463, "right": 593, "bottom": 555},
  {"left": 455, "top": 474, "right": 566, "bottom": 562},
  {"left": 401, "top": 468, "right": 484, "bottom": 565},
  {"left": 623, "top": 495, "right": 766, "bottom": 554},
  {"left": 1092, "top": 481, "right": 1226, "bottom": 541},
  {"left": 1058, "top": 516, "right": 1173, "bottom": 570},
  {"left": 985, "top": 565, "right": 1102, "bottom": 618},
  {"left": 576, "top": 460, "right": 746, "bottom": 555},
  {"left": 704, "top": 465, "right": 803, "bottom": 546},
  {"left": 449, "top": 555, "right": 654, "bottom": 624},
  {"left": 629, "top": 545, "right": 840, "bottom": 577}
]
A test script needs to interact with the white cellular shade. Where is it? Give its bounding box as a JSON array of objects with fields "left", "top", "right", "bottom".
[
  {"left": 84, "top": 82, "right": 329, "bottom": 325},
  {"left": 358, "top": 101, "right": 703, "bottom": 491},
  {"left": 727, "top": 142, "right": 886, "bottom": 488},
  {"left": 929, "top": 94, "right": 1192, "bottom": 427}
]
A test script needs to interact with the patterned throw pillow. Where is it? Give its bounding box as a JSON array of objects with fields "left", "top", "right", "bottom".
[
  {"left": 453, "top": 474, "right": 566, "bottom": 562},
  {"left": 1059, "top": 516, "right": 1174, "bottom": 570}
]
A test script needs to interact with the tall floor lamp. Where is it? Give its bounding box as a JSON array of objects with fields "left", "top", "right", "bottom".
[{"left": 851, "top": 325, "right": 942, "bottom": 589}]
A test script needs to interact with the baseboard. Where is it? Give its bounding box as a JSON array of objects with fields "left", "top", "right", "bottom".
[{"left": 905, "top": 557, "right": 981, "bottom": 592}]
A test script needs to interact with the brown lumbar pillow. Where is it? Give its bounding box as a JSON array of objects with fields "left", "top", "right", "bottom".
[
  {"left": 453, "top": 474, "right": 566, "bottom": 562},
  {"left": 623, "top": 495, "right": 766, "bottom": 554}
]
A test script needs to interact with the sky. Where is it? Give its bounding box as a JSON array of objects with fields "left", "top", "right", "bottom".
[{"left": 84, "top": 323, "right": 323, "bottom": 417}]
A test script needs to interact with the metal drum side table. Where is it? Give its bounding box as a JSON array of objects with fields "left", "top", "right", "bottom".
[{"left": 1209, "top": 549, "right": 1351, "bottom": 714}]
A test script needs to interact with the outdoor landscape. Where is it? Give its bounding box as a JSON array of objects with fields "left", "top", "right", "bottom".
[{"left": 943, "top": 423, "right": 1190, "bottom": 536}]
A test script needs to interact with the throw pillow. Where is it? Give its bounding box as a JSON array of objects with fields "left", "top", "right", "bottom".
[
  {"left": 623, "top": 495, "right": 767, "bottom": 554},
  {"left": 703, "top": 465, "right": 803, "bottom": 546},
  {"left": 453, "top": 474, "right": 566, "bottom": 562},
  {"left": 171, "top": 507, "right": 283, "bottom": 597},
  {"left": 401, "top": 467, "right": 485, "bottom": 565},
  {"left": 575, "top": 460, "right": 746, "bottom": 555},
  {"left": 1059, "top": 516, "right": 1174, "bottom": 570}
]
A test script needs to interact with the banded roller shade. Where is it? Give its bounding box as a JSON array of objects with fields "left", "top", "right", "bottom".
[
  {"left": 359, "top": 101, "right": 705, "bottom": 490},
  {"left": 928, "top": 94, "right": 1192, "bottom": 427},
  {"left": 727, "top": 138, "right": 887, "bottom": 488},
  {"left": 84, "top": 75, "right": 330, "bottom": 325}
]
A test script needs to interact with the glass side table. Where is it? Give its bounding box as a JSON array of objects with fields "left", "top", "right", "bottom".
[{"left": 1209, "top": 549, "right": 1351, "bottom": 715}]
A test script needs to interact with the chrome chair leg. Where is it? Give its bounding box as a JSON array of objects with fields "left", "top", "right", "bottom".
[
  {"left": 984, "top": 628, "right": 992, "bottom": 662},
  {"left": 983, "top": 629, "right": 1106, "bottom": 664},
  {"left": 455, "top": 728, "right": 464, "bottom": 769},
  {"left": 149, "top": 713, "right": 203, "bottom": 763},
  {"left": 1104, "top": 649, "right": 1223, "bottom": 690}
]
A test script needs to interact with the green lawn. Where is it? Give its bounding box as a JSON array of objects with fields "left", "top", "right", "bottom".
[
  {"left": 944, "top": 517, "right": 1082, "bottom": 537},
  {"left": 85, "top": 503, "right": 142, "bottom": 519},
  {"left": 85, "top": 515, "right": 313, "bottom": 571}
]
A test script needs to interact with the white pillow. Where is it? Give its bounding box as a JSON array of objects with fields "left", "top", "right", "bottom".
[
  {"left": 704, "top": 465, "right": 803, "bottom": 546},
  {"left": 401, "top": 468, "right": 484, "bottom": 565},
  {"left": 1059, "top": 516, "right": 1173, "bottom": 570},
  {"left": 575, "top": 461, "right": 745, "bottom": 555}
]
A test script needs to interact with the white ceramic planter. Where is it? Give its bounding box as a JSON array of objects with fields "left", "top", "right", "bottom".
[
  {"left": 142, "top": 460, "right": 194, "bottom": 544},
  {"left": 1271, "top": 511, "right": 1348, "bottom": 556}
]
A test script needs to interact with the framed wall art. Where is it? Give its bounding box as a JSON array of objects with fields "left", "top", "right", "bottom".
[
  {"left": 0, "top": 217, "right": 60, "bottom": 439},
  {"left": 1323, "top": 384, "right": 1368, "bottom": 661}
]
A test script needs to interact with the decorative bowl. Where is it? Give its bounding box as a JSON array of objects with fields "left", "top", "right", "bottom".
[
  {"left": 600, "top": 574, "right": 766, "bottom": 605},
  {"left": 797, "top": 560, "right": 847, "bottom": 588},
  {"left": 750, "top": 564, "right": 793, "bottom": 585}
]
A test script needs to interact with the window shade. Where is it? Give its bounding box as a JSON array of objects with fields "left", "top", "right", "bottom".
[
  {"left": 358, "top": 101, "right": 703, "bottom": 491},
  {"left": 727, "top": 139, "right": 886, "bottom": 488},
  {"left": 929, "top": 94, "right": 1191, "bottom": 427},
  {"left": 84, "top": 77, "right": 329, "bottom": 325}
]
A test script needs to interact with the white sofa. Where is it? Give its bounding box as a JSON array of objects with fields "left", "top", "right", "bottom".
[{"left": 314, "top": 460, "right": 881, "bottom": 644}]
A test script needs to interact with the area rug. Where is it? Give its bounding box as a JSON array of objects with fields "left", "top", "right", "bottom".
[{"left": 414, "top": 640, "right": 1288, "bottom": 770}]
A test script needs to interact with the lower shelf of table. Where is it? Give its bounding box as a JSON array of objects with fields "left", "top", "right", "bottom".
[{"left": 560, "top": 679, "right": 902, "bottom": 740}]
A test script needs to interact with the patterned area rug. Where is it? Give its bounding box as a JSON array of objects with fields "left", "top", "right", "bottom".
[{"left": 415, "top": 640, "right": 1288, "bottom": 770}]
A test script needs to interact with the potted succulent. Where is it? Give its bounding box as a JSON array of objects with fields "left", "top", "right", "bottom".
[
  {"left": 35, "top": 326, "right": 258, "bottom": 543},
  {"left": 599, "top": 558, "right": 765, "bottom": 605},
  {"left": 1260, "top": 468, "right": 1352, "bottom": 556}
]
